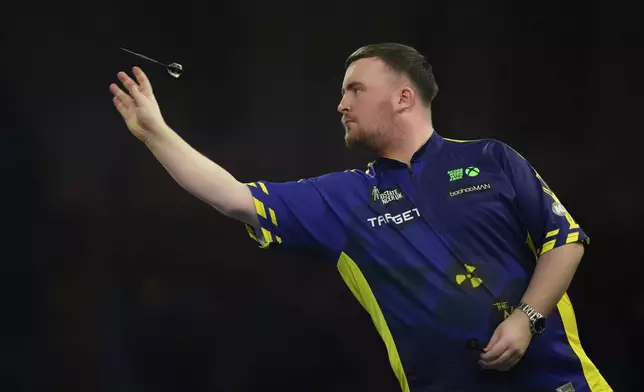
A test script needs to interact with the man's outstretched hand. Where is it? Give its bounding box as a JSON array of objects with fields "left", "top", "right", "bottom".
[{"left": 110, "top": 66, "right": 167, "bottom": 144}]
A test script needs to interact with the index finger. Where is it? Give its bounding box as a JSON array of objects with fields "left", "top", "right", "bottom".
[{"left": 133, "top": 66, "right": 153, "bottom": 93}]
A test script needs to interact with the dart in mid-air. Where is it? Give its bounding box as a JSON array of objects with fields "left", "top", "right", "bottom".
[{"left": 120, "top": 47, "right": 183, "bottom": 78}]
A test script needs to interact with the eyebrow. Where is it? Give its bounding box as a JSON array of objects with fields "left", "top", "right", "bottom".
[{"left": 341, "top": 81, "right": 363, "bottom": 96}]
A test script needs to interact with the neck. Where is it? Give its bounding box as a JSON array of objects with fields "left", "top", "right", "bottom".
[{"left": 379, "top": 119, "right": 434, "bottom": 166}]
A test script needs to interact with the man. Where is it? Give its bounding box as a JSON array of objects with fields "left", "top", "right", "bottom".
[{"left": 109, "top": 43, "right": 612, "bottom": 391}]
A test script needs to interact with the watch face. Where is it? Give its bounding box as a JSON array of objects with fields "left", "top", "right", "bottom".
[{"left": 533, "top": 317, "right": 547, "bottom": 334}]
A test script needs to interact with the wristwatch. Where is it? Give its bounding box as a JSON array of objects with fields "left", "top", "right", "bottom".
[{"left": 516, "top": 301, "right": 546, "bottom": 335}]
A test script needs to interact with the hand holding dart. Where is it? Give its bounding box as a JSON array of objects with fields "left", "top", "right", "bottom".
[
  {"left": 109, "top": 66, "right": 170, "bottom": 144},
  {"left": 120, "top": 47, "right": 183, "bottom": 78}
]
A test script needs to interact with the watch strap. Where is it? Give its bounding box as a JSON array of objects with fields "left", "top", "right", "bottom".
[{"left": 516, "top": 301, "right": 545, "bottom": 334}]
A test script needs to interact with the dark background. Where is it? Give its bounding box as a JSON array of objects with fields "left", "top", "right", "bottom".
[{"left": 3, "top": 1, "right": 642, "bottom": 391}]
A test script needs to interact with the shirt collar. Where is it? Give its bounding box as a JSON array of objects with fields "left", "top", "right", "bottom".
[{"left": 372, "top": 130, "right": 444, "bottom": 171}]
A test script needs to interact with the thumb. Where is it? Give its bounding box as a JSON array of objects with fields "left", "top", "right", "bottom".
[{"left": 484, "top": 327, "right": 502, "bottom": 352}]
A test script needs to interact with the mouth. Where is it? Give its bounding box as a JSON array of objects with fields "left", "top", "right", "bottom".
[{"left": 342, "top": 116, "right": 356, "bottom": 125}]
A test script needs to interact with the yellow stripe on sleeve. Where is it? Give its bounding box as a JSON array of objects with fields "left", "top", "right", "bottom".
[
  {"left": 253, "top": 197, "right": 267, "bottom": 219},
  {"left": 245, "top": 224, "right": 257, "bottom": 241},
  {"left": 540, "top": 239, "right": 556, "bottom": 255},
  {"left": 258, "top": 182, "right": 269, "bottom": 194},
  {"left": 545, "top": 229, "right": 560, "bottom": 238},
  {"left": 269, "top": 208, "right": 278, "bottom": 226},
  {"left": 261, "top": 228, "right": 273, "bottom": 244},
  {"left": 246, "top": 182, "right": 258, "bottom": 187},
  {"left": 565, "top": 213, "right": 580, "bottom": 230},
  {"left": 244, "top": 224, "right": 277, "bottom": 250},
  {"left": 566, "top": 232, "right": 580, "bottom": 244}
]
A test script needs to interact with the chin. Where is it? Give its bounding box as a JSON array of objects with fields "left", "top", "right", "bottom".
[
  {"left": 345, "top": 132, "right": 373, "bottom": 152},
  {"left": 344, "top": 133, "right": 354, "bottom": 149},
  {"left": 344, "top": 133, "right": 356, "bottom": 148}
]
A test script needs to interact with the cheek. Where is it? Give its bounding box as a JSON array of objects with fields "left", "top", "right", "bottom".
[
  {"left": 356, "top": 100, "right": 377, "bottom": 119},
  {"left": 377, "top": 100, "right": 394, "bottom": 120}
]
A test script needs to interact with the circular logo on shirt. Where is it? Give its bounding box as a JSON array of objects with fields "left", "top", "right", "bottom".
[
  {"left": 465, "top": 166, "right": 480, "bottom": 177},
  {"left": 552, "top": 201, "right": 568, "bottom": 216}
]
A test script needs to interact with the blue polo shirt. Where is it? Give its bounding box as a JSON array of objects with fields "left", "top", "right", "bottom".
[{"left": 243, "top": 131, "right": 612, "bottom": 392}]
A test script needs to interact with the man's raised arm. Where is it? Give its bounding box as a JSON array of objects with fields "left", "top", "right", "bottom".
[{"left": 109, "top": 66, "right": 258, "bottom": 227}]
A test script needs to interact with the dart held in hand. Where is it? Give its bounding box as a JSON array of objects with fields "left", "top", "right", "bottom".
[{"left": 120, "top": 47, "right": 183, "bottom": 78}]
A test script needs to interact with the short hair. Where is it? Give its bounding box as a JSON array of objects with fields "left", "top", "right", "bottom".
[{"left": 345, "top": 43, "right": 439, "bottom": 107}]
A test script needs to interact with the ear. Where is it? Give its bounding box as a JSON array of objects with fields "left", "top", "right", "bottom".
[{"left": 396, "top": 86, "right": 415, "bottom": 110}]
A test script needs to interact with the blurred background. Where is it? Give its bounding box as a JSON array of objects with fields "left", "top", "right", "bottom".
[{"left": 2, "top": 0, "right": 642, "bottom": 390}]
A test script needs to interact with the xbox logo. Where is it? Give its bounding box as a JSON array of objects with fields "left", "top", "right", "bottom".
[{"left": 465, "top": 166, "right": 480, "bottom": 177}]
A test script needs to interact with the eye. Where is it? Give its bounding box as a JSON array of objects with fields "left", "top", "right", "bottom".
[{"left": 341, "top": 84, "right": 364, "bottom": 97}]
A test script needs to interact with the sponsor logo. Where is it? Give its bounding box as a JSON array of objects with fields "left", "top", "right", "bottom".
[
  {"left": 447, "top": 166, "right": 480, "bottom": 182},
  {"left": 367, "top": 208, "right": 420, "bottom": 227},
  {"left": 447, "top": 182, "right": 493, "bottom": 198},
  {"left": 556, "top": 382, "right": 575, "bottom": 392},
  {"left": 465, "top": 166, "right": 480, "bottom": 177},
  {"left": 370, "top": 185, "right": 406, "bottom": 205},
  {"left": 551, "top": 201, "right": 568, "bottom": 216},
  {"left": 447, "top": 168, "right": 464, "bottom": 181}
]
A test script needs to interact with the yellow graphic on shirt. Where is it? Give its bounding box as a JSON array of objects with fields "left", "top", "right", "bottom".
[
  {"left": 456, "top": 264, "right": 483, "bottom": 288},
  {"left": 493, "top": 301, "right": 515, "bottom": 320}
]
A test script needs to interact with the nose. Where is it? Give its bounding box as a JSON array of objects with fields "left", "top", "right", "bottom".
[{"left": 337, "top": 95, "right": 350, "bottom": 113}]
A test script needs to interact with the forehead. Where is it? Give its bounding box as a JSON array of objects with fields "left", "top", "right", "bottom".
[{"left": 342, "top": 57, "right": 392, "bottom": 86}]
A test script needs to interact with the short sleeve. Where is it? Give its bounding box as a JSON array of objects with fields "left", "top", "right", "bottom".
[
  {"left": 499, "top": 143, "right": 590, "bottom": 257},
  {"left": 242, "top": 177, "right": 347, "bottom": 257}
]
